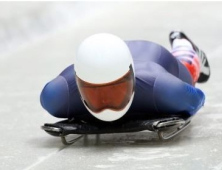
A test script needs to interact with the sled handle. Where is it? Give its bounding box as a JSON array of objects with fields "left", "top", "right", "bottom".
[{"left": 156, "top": 120, "right": 191, "bottom": 140}]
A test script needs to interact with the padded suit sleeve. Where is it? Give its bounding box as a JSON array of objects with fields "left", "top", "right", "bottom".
[
  {"left": 40, "top": 65, "right": 92, "bottom": 120},
  {"left": 153, "top": 72, "right": 205, "bottom": 116},
  {"left": 40, "top": 75, "right": 69, "bottom": 118}
]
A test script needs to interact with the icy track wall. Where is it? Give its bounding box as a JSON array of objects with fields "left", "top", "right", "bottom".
[{"left": 0, "top": 2, "right": 111, "bottom": 56}]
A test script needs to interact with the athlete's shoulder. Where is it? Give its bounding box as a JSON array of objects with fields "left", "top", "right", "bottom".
[
  {"left": 124, "top": 40, "right": 165, "bottom": 63},
  {"left": 59, "top": 64, "right": 74, "bottom": 76},
  {"left": 124, "top": 40, "right": 162, "bottom": 48}
]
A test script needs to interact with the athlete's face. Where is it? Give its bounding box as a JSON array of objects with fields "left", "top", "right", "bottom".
[{"left": 76, "top": 65, "right": 135, "bottom": 114}]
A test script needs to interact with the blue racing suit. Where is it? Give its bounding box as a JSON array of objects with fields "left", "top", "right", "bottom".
[{"left": 40, "top": 40, "right": 205, "bottom": 123}]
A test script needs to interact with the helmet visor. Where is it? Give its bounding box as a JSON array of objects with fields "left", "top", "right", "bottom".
[{"left": 76, "top": 65, "right": 135, "bottom": 113}]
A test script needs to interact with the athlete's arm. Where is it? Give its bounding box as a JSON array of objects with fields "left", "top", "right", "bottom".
[
  {"left": 40, "top": 65, "right": 92, "bottom": 120},
  {"left": 153, "top": 72, "right": 205, "bottom": 116},
  {"left": 40, "top": 65, "right": 74, "bottom": 118},
  {"left": 40, "top": 75, "right": 69, "bottom": 118}
]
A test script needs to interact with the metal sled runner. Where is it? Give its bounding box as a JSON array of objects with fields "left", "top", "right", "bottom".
[{"left": 42, "top": 117, "right": 191, "bottom": 145}]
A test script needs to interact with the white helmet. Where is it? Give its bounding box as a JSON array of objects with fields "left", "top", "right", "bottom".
[{"left": 75, "top": 33, "right": 135, "bottom": 121}]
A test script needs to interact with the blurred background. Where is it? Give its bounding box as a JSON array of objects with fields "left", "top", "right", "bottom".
[
  {"left": 0, "top": 2, "right": 222, "bottom": 170},
  {"left": 0, "top": 1, "right": 221, "bottom": 57},
  {"left": 0, "top": 2, "right": 110, "bottom": 56}
]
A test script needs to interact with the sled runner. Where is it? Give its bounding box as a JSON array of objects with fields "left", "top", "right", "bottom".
[{"left": 42, "top": 116, "right": 191, "bottom": 145}]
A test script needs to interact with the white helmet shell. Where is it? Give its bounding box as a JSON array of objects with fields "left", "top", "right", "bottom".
[
  {"left": 75, "top": 33, "right": 134, "bottom": 84},
  {"left": 75, "top": 33, "right": 135, "bottom": 122}
]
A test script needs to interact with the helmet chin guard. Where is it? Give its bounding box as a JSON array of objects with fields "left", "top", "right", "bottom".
[{"left": 83, "top": 92, "right": 135, "bottom": 122}]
